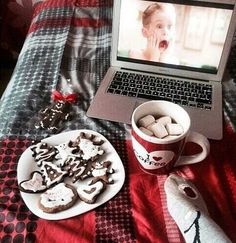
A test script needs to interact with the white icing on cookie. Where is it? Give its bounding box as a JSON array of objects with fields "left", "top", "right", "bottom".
[
  {"left": 20, "top": 172, "right": 46, "bottom": 192},
  {"left": 40, "top": 161, "right": 67, "bottom": 187},
  {"left": 40, "top": 183, "right": 76, "bottom": 208},
  {"left": 79, "top": 138, "right": 104, "bottom": 160},
  {"left": 77, "top": 181, "right": 104, "bottom": 202},
  {"left": 68, "top": 160, "right": 86, "bottom": 175},
  {"left": 89, "top": 161, "right": 114, "bottom": 184},
  {"left": 55, "top": 142, "right": 81, "bottom": 166},
  {"left": 92, "top": 166, "right": 107, "bottom": 177},
  {"left": 31, "top": 142, "right": 55, "bottom": 165}
]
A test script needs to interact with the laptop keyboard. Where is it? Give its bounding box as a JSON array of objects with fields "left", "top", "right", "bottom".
[{"left": 107, "top": 71, "right": 212, "bottom": 110}]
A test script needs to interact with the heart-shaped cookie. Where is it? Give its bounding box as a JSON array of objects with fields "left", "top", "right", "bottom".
[
  {"left": 19, "top": 171, "right": 47, "bottom": 193},
  {"left": 77, "top": 180, "right": 106, "bottom": 204}
]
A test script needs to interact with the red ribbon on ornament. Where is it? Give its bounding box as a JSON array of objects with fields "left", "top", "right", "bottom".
[{"left": 51, "top": 90, "right": 78, "bottom": 103}]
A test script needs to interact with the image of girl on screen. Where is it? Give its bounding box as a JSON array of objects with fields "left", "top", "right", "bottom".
[{"left": 129, "top": 2, "right": 178, "bottom": 64}]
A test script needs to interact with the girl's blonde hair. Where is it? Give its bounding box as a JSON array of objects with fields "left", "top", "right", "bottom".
[{"left": 142, "top": 3, "right": 175, "bottom": 26}]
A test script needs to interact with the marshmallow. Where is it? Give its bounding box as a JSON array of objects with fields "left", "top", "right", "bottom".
[
  {"left": 149, "top": 123, "right": 168, "bottom": 138},
  {"left": 156, "top": 116, "right": 172, "bottom": 126},
  {"left": 138, "top": 115, "right": 155, "bottom": 128},
  {"left": 164, "top": 135, "right": 179, "bottom": 139},
  {"left": 166, "top": 123, "right": 184, "bottom": 136},
  {"left": 146, "top": 122, "right": 155, "bottom": 130},
  {"left": 139, "top": 127, "right": 154, "bottom": 136}
]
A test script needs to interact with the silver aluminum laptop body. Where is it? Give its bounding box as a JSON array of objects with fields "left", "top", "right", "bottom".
[{"left": 87, "top": 0, "right": 236, "bottom": 140}]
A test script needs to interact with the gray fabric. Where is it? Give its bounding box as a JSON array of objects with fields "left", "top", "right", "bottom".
[
  {"left": 0, "top": 5, "right": 126, "bottom": 140},
  {"left": 0, "top": 3, "right": 236, "bottom": 140}
]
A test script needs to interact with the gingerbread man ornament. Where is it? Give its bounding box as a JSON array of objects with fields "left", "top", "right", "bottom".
[{"left": 35, "top": 90, "right": 77, "bottom": 133}]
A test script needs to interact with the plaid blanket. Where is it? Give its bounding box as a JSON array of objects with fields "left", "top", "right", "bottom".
[{"left": 0, "top": 1, "right": 236, "bottom": 242}]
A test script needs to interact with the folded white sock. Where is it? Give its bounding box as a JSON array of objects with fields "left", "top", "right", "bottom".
[{"left": 164, "top": 174, "right": 232, "bottom": 243}]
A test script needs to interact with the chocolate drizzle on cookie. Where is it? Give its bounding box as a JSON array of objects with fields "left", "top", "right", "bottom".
[
  {"left": 31, "top": 142, "right": 56, "bottom": 166},
  {"left": 19, "top": 131, "right": 116, "bottom": 212},
  {"left": 19, "top": 171, "right": 47, "bottom": 193},
  {"left": 40, "top": 161, "right": 67, "bottom": 187}
]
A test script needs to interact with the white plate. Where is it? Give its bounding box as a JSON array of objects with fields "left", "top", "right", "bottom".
[{"left": 17, "top": 129, "right": 125, "bottom": 220}]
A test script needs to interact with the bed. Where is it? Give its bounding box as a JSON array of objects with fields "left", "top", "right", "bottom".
[{"left": 0, "top": 1, "right": 236, "bottom": 242}]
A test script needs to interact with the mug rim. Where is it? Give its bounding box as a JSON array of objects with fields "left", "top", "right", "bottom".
[{"left": 131, "top": 100, "right": 190, "bottom": 144}]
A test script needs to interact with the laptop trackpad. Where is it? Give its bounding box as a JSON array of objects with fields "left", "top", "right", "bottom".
[
  {"left": 87, "top": 96, "right": 142, "bottom": 125},
  {"left": 113, "top": 99, "right": 146, "bottom": 124},
  {"left": 110, "top": 99, "right": 139, "bottom": 124}
]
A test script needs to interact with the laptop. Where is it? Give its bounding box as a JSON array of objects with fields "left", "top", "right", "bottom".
[{"left": 87, "top": 0, "right": 236, "bottom": 140}]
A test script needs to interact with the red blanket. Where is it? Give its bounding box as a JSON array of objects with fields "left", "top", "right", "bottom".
[
  {"left": 0, "top": 125, "right": 235, "bottom": 242},
  {"left": 0, "top": 1, "right": 236, "bottom": 242}
]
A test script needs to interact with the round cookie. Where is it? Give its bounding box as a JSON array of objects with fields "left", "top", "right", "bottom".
[{"left": 39, "top": 183, "right": 78, "bottom": 213}]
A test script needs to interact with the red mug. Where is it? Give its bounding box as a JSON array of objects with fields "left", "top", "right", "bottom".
[{"left": 131, "top": 101, "right": 210, "bottom": 174}]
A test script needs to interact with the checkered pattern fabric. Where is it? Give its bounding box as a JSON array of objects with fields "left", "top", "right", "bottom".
[
  {"left": 0, "top": 3, "right": 74, "bottom": 138},
  {"left": 0, "top": 1, "right": 135, "bottom": 242},
  {"left": 0, "top": 137, "right": 39, "bottom": 243},
  {"left": 0, "top": 0, "right": 127, "bottom": 141},
  {"left": 95, "top": 139, "right": 136, "bottom": 242},
  {"left": 0, "top": 3, "right": 236, "bottom": 138}
]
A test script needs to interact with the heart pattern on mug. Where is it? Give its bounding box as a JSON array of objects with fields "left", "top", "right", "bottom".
[{"left": 132, "top": 136, "right": 175, "bottom": 170}]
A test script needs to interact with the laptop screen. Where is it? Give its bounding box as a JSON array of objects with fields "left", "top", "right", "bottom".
[{"left": 116, "top": 0, "right": 234, "bottom": 75}]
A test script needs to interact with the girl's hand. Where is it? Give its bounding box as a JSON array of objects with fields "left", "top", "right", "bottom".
[{"left": 145, "top": 30, "right": 161, "bottom": 61}]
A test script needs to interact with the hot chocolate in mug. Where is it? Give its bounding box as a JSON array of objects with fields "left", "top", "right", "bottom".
[{"left": 131, "top": 101, "right": 210, "bottom": 174}]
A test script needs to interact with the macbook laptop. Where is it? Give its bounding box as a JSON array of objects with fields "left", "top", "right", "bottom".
[{"left": 87, "top": 0, "right": 236, "bottom": 140}]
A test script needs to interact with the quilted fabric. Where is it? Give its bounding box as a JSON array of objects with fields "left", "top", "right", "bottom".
[
  {"left": 0, "top": 0, "right": 127, "bottom": 140},
  {"left": 0, "top": 1, "right": 236, "bottom": 243}
]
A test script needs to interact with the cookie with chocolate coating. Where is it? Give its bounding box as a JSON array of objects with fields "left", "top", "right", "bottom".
[{"left": 19, "top": 171, "right": 47, "bottom": 193}]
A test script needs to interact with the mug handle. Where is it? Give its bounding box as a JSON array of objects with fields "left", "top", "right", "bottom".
[{"left": 175, "top": 131, "right": 210, "bottom": 167}]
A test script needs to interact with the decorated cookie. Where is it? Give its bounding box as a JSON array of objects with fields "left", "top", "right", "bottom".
[
  {"left": 35, "top": 100, "right": 71, "bottom": 133},
  {"left": 31, "top": 142, "right": 56, "bottom": 166},
  {"left": 34, "top": 90, "right": 78, "bottom": 133},
  {"left": 77, "top": 180, "right": 106, "bottom": 204},
  {"left": 54, "top": 141, "right": 81, "bottom": 167},
  {"left": 89, "top": 161, "right": 114, "bottom": 184},
  {"left": 40, "top": 161, "right": 67, "bottom": 188},
  {"left": 65, "top": 158, "right": 88, "bottom": 183},
  {"left": 18, "top": 131, "right": 117, "bottom": 213},
  {"left": 73, "top": 132, "right": 104, "bottom": 161},
  {"left": 74, "top": 132, "right": 104, "bottom": 146},
  {"left": 19, "top": 171, "right": 47, "bottom": 193},
  {"left": 39, "top": 183, "right": 78, "bottom": 213},
  {"left": 75, "top": 160, "right": 94, "bottom": 181}
]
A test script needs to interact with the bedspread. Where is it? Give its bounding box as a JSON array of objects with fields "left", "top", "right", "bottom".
[{"left": 0, "top": 1, "right": 236, "bottom": 242}]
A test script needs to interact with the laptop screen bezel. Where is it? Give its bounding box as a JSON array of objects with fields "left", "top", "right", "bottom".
[{"left": 111, "top": 0, "right": 236, "bottom": 82}]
